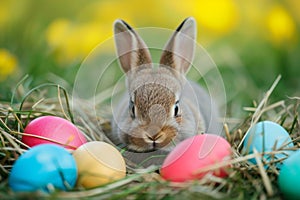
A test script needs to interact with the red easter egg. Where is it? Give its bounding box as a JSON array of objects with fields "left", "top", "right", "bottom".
[
  {"left": 161, "top": 134, "right": 231, "bottom": 182},
  {"left": 22, "top": 116, "right": 87, "bottom": 150}
]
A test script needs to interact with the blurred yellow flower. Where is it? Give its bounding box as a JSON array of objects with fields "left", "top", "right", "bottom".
[
  {"left": 46, "top": 19, "right": 70, "bottom": 48},
  {"left": 82, "top": 0, "right": 167, "bottom": 27},
  {"left": 46, "top": 19, "right": 112, "bottom": 64},
  {"left": 47, "top": 0, "right": 239, "bottom": 64},
  {"left": 46, "top": 0, "right": 157, "bottom": 64},
  {"left": 82, "top": 0, "right": 133, "bottom": 24},
  {"left": 172, "top": 0, "right": 239, "bottom": 35},
  {"left": 0, "top": 49, "right": 18, "bottom": 81},
  {"left": 266, "top": 5, "right": 296, "bottom": 45}
]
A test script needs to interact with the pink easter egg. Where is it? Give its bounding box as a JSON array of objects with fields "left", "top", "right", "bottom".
[
  {"left": 22, "top": 116, "right": 87, "bottom": 150},
  {"left": 161, "top": 134, "right": 231, "bottom": 182}
]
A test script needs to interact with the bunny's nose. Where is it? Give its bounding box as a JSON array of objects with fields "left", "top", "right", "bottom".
[
  {"left": 143, "top": 125, "right": 177, "bottom": 149},
  {"left": 146, "top": 131, "right": 167, "bottom": 143},
  {"left": 145, "top": 125, "right": 160, "bottom": 139}
]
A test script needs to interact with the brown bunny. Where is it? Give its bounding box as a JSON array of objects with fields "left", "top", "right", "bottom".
[{"left": 111, "top": 17, "right": 223, "bottom": 166}]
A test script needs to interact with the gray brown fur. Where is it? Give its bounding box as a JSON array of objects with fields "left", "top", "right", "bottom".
[{"left": 110, "top": 17, "right": 222, "bottom": 167}]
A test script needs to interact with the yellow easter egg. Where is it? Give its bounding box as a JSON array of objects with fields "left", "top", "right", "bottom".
[{"left": 73, "top": 141, "right": 126, "bottom": 188}]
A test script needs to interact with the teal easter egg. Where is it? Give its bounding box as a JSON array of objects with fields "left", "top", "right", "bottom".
[
  {"left": 278, "top": 150, "right": 300, "bottom": 200},
  {"left": 9, "top": 144, "right": 77, "bottom": 192},
  {"left": 243, "top": 121, "right": 294, "bottom": 166}
]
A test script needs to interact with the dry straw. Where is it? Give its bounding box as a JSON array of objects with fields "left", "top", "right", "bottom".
[{"left": 0, "top": 75, "right": 299, "bottom": 199}]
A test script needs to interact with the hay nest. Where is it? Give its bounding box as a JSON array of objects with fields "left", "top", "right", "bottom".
[{"left": 0, "top": 76, "right": 299, "bottom": 199}]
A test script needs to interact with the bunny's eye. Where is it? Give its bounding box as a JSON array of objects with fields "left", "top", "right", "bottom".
[
  {"left": 129, "top": 100, "right": 135, "bottom": 119},
  {"left": 174, "top": 101, "right": 180, "bottom": 117}
]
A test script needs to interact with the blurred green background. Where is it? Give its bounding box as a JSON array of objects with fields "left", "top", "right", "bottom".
[{"left": 0, "top": 0, "right": 299, "bottom": 116}]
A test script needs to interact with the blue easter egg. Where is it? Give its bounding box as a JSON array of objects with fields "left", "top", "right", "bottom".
[
  {"left": 9, "top": 144, "right": 77, "bottom": 192},
  {"left": 243, "top": 121, "right": 294, "bottom": 165},
  {"left": 278, "top": 150, "right": 300, "bottom": 199}
]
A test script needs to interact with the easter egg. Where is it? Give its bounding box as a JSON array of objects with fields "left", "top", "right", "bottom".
[
  {"left": 243, "top": 121, "right": 294, "bottom": 165},
  {"left": 278, "top": 150, "right": 300, "bottom": 200},
  {"left": 9, "top": 144, "right": 77, "bottom": 192},
  {"left": 22, "top": 116, "right": 87, "bottom": 150},
  {"left": 160, "top": 134, "right": 231, "bottom": 182},
  {"left": 73, "top": 141, "right": 126, "bottom": 188}
]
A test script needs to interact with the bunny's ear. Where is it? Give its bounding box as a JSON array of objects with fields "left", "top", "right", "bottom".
[
  {"left": 114, "top": 20, "right": 152, "bottom": 73},
  {"left": 160, "top": 17, "right": 196, "bottom": 74}
]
